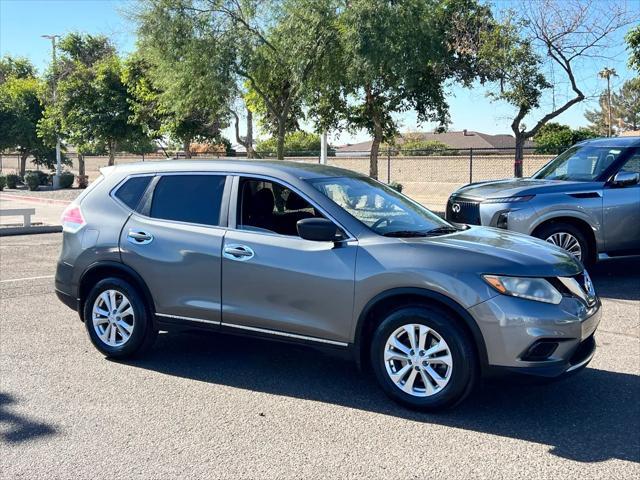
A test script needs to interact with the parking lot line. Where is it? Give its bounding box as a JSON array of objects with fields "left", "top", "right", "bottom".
[{"left": 0, "top": 274, "right": 54, "bottom": 283}]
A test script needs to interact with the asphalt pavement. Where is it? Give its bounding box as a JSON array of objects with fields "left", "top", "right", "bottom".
[{"left": 1, "top": 233, "right": 639, "bottom": 479}]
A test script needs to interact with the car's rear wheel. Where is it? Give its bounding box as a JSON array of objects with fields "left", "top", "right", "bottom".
[
  {"left": 83, "top": 277, "right": 157, "bottom": 358},
  {"left": 370, "top": 306, "right": 477, "bottom": 411},
  {"left": 535, "top": 222, "right": 592, "bottom": 266}
]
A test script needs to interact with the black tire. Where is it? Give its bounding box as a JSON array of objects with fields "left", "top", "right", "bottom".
[
  {"left": 83, "top": 277, "right": 157, "bottom": 358},
  {"left": 534, "top": 222, "right": 594, "bottom": 267},
  {"left": 370, "top": 305, "right": 477, "bottom": 411}
]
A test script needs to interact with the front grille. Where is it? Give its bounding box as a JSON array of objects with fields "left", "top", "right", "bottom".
[{"left": 446, "top": 197, "right": 481, "bottom": 224}]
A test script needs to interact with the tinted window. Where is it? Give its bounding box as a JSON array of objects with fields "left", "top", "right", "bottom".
[
  {"left": 150, "top": 175, "right": 226, "bottom": 226},
  {"left": 238, "top": 178, "right": 324, "bottom": 236},
  {"left": 533, "top": 146, "right": 625, "bottom": 181},
  {"left": 114, "top": 176, "right": 151, "bottom": 210}
]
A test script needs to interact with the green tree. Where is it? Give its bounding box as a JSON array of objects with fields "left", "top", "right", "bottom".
[
  {"left": 627, "top": 25, "right": 640, "bottom": 72},
  {"left": 307, "top": 0, "right": 492, "bottom": 178},
  {"left": 131, "top": 3, "right": 234, "bottom": 157},
  {"left": 134, "top": 0, "right": 339, "bottom": 160},
  {"left": 533, "top": 123, "right": 597, "bottom": 153},
  {"left": 0, "top": 57, "right": 64, "bottom": 175},
  {"left": 585, "top": 78, "right": 640, "bottom": 135},
  {"left": 478, "top": 1, "right": 634, "bottom": 176},
  {"left": 40, "top": 34, "right": 145, "bottom": 166},
  {"left": 398, "top": 139, "right": 451, "bottom": 156},
  {"left": 0, "top": 56, "right": 36, "bottom": 82},
  {"left": 256, "top": 130, "right": 322, "bottom": 154}
]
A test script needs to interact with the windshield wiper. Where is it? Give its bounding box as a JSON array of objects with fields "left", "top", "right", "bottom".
[
  {"left": 423, "top": 226, "right": 459, "bottom": 237},
  {"left": 382, "top": 230, "right": 428, "bottom": 237}
]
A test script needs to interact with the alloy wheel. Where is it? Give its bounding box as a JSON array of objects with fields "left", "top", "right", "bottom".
[
  {"left": 545, "top": 232, "right": 582, "bottom": 260},
  {"left": 92, "top": 289, "right": 135, "bottom": 347},
  {"left": 383, "top": 324, "right": 453, "bottom": 397}
]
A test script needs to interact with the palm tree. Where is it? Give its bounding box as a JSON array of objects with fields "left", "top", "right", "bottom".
[{"left": 598, "top": 67, "right": 618, "bottom": 137}]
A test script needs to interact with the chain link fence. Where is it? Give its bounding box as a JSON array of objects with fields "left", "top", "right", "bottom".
[{"left": 0, "top": 147, "right": 555, "bottom": 211}]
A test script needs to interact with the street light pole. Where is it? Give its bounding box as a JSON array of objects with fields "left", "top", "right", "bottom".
[{"left": 42, "top": 34, "right": 62, "bottom": 188}]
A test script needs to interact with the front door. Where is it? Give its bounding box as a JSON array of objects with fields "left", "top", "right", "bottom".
[
  {"left": 221, "top": 177, "right": 357, "bottom": 344},
  {"left": 121, "top": 173, "right": 229, "bottom": 325},
  {"left": 602, "top": 154, "right": 640, "bottom": 253}
]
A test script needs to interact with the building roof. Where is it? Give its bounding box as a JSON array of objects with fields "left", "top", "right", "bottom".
[{"left": 335, "top": 130, "right": 534, "bottom": 153}]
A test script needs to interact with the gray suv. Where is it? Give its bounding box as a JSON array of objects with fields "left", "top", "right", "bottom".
[
  {"left": 56, "top": 160, "right": 601, "bottom": 410},
  {"left": 447, "top": 137, "right": 640, "bottom": 265}
]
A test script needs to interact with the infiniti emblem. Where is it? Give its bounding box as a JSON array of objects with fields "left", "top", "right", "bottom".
[{"left": 452, "top": 203, "right": 461, "bottom": 213}]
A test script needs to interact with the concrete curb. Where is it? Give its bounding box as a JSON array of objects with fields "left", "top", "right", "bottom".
[
  {"left": 0, "top": 225, "right": 62, "bottom": 236},
  {"left": 0, "top": 192, "right": 72, "bottom": 206}
]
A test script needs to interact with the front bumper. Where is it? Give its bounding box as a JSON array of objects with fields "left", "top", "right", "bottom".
[{"left": 469, "top": 294, "right": 601, "bottom": 378}]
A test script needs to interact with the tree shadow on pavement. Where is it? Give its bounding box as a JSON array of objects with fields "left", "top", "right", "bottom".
[
  {"left": 0, "top": 392, "right": 57, "bottom": 444},
  {"left": 125, "top": 331, "right": 640, "bottom": 464},
  {"left": 590, "top": 256, "right": 640, "bottom": 301}
]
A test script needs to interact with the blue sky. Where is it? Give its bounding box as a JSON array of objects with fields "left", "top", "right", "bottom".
[{"left": 1, "top": 0, "right": 638, "bottom": 146}]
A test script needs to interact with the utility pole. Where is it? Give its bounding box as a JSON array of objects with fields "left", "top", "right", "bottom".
[
  {"left": 42, "top": 34, "right": 62, "bottom": 188},
  {"left": 599, "top": 67, "right": 618, "bottom": 137},
  {"left": 320, "top": 131, "right": 328, "bottom": 165}
]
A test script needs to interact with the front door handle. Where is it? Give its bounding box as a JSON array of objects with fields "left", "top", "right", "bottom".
[
  {"left": 127, "top": 230, "right": 154, "bottom": 245},
  {"left": 223, "top": 244, "right": 254, "bottom": 261}
]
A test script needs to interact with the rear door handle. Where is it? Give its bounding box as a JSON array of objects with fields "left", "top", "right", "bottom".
[
  {"left": 127, "top": 230, "right": 154, "bottom": 245},
  {"left": 223, "top": 244, "right": 254, "bottom": 261}
]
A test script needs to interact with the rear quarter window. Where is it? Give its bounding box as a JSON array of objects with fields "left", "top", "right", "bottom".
[
  {"left": 114, "top": 176, "right": 152, "bottom": 210},
  {"left": 150, "top": 174, "right": 226, "bottom": 226}
]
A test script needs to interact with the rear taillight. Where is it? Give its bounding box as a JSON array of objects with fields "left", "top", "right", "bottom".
[{"left": 61, "top": 204, "right": 86, "bottom": 232}]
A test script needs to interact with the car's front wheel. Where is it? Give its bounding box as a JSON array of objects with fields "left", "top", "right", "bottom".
[
  {"left": 535, "top": 222, "right": 593, "bottom": 266},
  {"left": 370, "top": 306, "right": 477, "bottom": 411},
  {"left": 83, "top": 277, "right": 157, "bottom": 358}
]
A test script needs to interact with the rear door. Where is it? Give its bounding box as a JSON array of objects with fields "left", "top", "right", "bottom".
[
  {"left": 120, "top": 173, "right": 230, "bottom": 326},
  {"left": 220, "top": 176, "right": 357, "bottom": 344}
]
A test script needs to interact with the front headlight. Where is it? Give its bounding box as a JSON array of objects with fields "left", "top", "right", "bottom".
[{"left": 483, "top": 275, "right": 562, "bottom": 304}]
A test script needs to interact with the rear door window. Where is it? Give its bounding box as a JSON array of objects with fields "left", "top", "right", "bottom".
[
  {"left": 150, "top": 174, "right": 226, "bottom": 226},
  {"left": 114, "top": 176, "right": 152, "bottom": 210}
]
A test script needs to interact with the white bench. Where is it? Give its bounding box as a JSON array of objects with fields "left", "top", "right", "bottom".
[{"left": 0, "top": 208, "right": 36, "bottom": 227}]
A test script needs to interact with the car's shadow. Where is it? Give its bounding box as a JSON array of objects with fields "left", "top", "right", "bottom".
[
  {"left": 590, "top": 256, "right": 640, "bottom": 301},
  {"left": 125, "top": 331, "right": 640, "bottom": 464}
]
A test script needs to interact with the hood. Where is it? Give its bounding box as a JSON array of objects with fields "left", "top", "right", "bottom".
[
  {"left": 402, "top": 226, "right": 582, "bottom": 278},
  {"left": 453, "top": 178, "right": 603, "bottom": 200}
]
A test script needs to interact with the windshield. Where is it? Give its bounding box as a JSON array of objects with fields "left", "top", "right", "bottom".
[
  {"left": 533, "top": 145, "right": 626, "bottom": 181},
  {"left": 308, "top": 176, "right": 454, "bottom": 236}
]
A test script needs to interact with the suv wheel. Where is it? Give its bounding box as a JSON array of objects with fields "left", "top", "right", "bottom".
[
  {"left": 370, "top": 306, "right": 477, "bottom": 411},
  {"left": 536, "top": 222, "right": 592, "bottom": 266},
  {"left": 83, "top": 278, "right": 157, "bottom": 358}
]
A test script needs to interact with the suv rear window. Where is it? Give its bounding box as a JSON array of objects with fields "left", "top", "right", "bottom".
[
  {"left": 150, "top": 174, "right": 226, "bottom": 226},
  {"left": 114, "top": 176, "right": 152, "bottom": 210}
]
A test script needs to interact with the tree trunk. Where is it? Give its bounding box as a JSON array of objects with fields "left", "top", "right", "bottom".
[
  {"left": 78, "top": 154, "right": 85, "bottom": 177},
  {"left": 369, "top": 117, "right": 383, "bottom": 179},
  {"left": 183, "top": 138, "right": 192, "bottom": 159},
  {"left": 514, "top": 134, "right": 524, "bottom": 178},
  {"left": 246, "top": 108, "right": 255, "bottom": 158},
  {"left": 107, "top": 141, "right": 116, "bottom": 166},
  {"left": 276, "top": 119, "right": 286, "bottom": 160},
  {"left": 19, "top": 151, "right": 28, "bottom": 177}
]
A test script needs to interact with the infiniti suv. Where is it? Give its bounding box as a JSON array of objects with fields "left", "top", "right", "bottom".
[
  {"left": 56, "top": 160, "right": 601, "bottom": 410},
  {"left": 446, "top": 137, "right": 640, "bottom": 265}
]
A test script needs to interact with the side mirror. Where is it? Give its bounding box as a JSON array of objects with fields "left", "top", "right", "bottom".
[
  {"left": 296, "top": 218, "right": 339, "bottom": 242},
  {"left": 611, "top": 171, "right": 640, "bottom": 187}
]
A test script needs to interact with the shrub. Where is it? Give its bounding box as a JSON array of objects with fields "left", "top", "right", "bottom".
[
  {"left": 24, "top": 170, "right": 49, "bottom": 186},
  {"left": 6, "top": 173, "right": 19, "bottom": 189},
  {"left": 24, "top": 171, "right": 41, "bottom": 191},
  {"left": 0, "top": 175, "right": 6, "bottom": 191},
  {"left": 59, "top": 171, "right": 75, "bottom": 189},
  {"left": 388, "top": 181, "right": 403, "bottom": 193}
]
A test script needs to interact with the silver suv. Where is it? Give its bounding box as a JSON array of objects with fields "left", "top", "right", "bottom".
[
  {"left": 56, "top": 160, "right": 601, "bottom": 410},
  {"left": 447, "top": 137, "right": 640, "bottom": 265}
]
